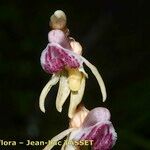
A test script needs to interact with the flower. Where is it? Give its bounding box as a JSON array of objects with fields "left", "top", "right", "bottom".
[
  {"left": 39, "top": 10, "right": 107, "bottom": 118},
  {"left": 43, "top": 107, "right": 117, "bottom": 150}
]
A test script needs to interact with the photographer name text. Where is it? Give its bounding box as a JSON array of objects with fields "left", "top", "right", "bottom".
[{"left": 0, "top": 139, "right": 93, "bottom": 146}]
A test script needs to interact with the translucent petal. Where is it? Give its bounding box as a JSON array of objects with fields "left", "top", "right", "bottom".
[
  {"left": 56, "top": 72, "right": 70, "bottom": 112},
  {"left": 62, "top": 132, "right": 80, "bottom": 150},
  {"left": 39, "top": 74, "right": 60, "bottom": 113},
  {"left": 81, "top": 56, "right": 107, "bottom": 102}
]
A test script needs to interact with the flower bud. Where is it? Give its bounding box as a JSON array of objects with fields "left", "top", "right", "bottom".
[
  {"left": 70, "top": 41, "right": 82, "bottom": 55},
  {"left": 50, "top": 10, "right": 67, "bottom": 30}
]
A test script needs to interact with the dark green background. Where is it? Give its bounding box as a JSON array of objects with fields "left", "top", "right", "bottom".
[{"left": 0, "top": 0, "right": 149, "bottom": 149}]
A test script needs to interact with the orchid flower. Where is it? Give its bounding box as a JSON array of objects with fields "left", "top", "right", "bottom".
[
  {"left": 39, "top": 10, "right": 107, "bottom": 118},
  {"left": 43, "top": 107, "right": 117, "bottom": 150}
]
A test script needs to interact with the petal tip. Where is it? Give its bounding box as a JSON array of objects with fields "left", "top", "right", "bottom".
[
  {"left": 39, "top": 96, "right": 46, "bottom": 113},
  {"left": 68, "top": 112, "right": 73, "bottom": 119},
  {"left": 42, "top": 109, "right": 46, "bottom": 113},
  {"left": 102, "top": 95, "right": 107, "bottom": 102},
  {"left": 40, "top": 104, "right": 46, "bottom": 113},
  {"left": 57, "top": 107, "right": 62, "bottom": 113}
]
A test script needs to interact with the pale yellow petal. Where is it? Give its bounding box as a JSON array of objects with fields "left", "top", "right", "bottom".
[
  {"left": 68, "top": 76, "right": 86, "bottom": 118},
  {"left": 81, "top": 57, "right": 107, "bottom": 102},
  {"left": 39, "top": 74, "right": 60, "bottom": 113},
  {"left": 56, "top": 73, "right": 70, "bottom": 112},
  {"left": 43, "top": 128, "right": 75, "bottom": 150},
  {"left": 64, "top": 130, "right": 81, "bottom": 150},
  {"left": 61, "top": 135, "right": 69, "bottom": 150}
]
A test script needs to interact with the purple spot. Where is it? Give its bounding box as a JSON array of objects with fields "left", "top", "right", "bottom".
[
  {"left": 80, "top": 124, "right": 115, "bottom": 150},
  {"left": 41, "top": 44, "right": 81, "bottom": 74}
]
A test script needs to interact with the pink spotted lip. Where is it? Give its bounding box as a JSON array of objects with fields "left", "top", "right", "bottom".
[
  {"left": 80, "top": 123, "right": 116, "bottom": 150},
  {"left": 40, "top": 43, "right": 83, "bottom": 74},
  {"left": 70, "top": 107, "right": 117, "bottom": 150},
  {"left": 40, "top": 29, "right": 83, "bottom": 74}
]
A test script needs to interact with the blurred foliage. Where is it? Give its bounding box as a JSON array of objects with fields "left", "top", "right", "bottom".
[{"left": 0, "top": 0, "right": 149, "bottom": 150}]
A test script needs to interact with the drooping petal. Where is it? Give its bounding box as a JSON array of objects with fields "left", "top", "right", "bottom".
[
  {"left": 68, "top": 75, "right": 86, "bottom": 118},
  {"left": 41, "top": 40, "right": 106, "bottom": 101},
  {"left": 61, "top": 135, "right": 80, "bottom": 150},
  {"left": 43, "top": 128, "right": 75, "bottom": 150},
  {"left": 56, "top": 71, "right": 70, "bottom": 112},
  {"left": 61, "top": 131, "right": 80, "bottom": 150},
  {"left": 81, "top": 56, "right": 107, "bottom": 102},
  {"left": 39, "top": 74, "right": 60, "bottom": 113}
]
